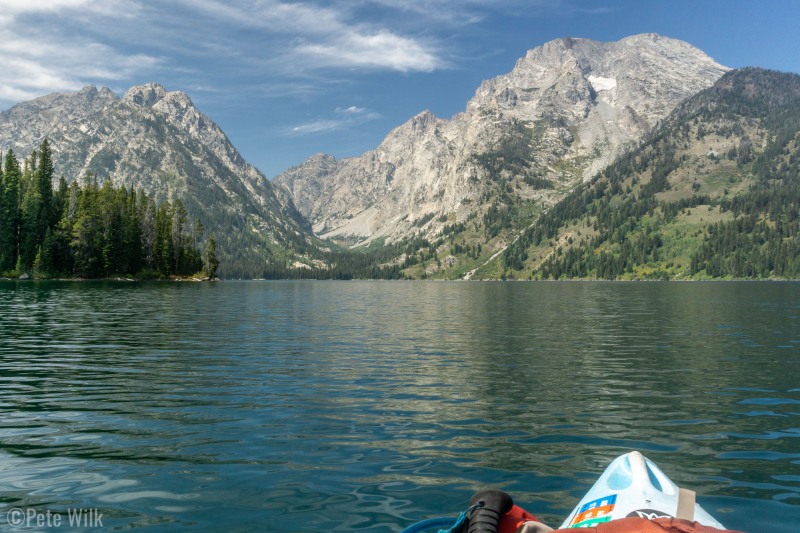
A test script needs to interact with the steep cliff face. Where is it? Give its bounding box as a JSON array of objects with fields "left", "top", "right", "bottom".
[
  {"left": 274, "top": 34, "right": 729, "bottom": 245},
  {"left": 0, "top": 83, "right": 310, "bottom": 277}
]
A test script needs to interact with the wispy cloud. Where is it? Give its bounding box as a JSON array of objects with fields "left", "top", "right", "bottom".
[
  {"left": 183, "top": 0, "right": 446, "bottom": 73},
  {"left": 0, "top": 0, "right": 135, "bottom": 20},
  {"left": 360, "top": 0, "right": 560, "bottom": 26},
  {"left": 575, "top": 6, "right": 614, "bottom": 15},
  {"left": 178, "top": 0, "right": 345, "bottom": 35},
  {"left": 0, "top": 0, "right": 586, "bottom": 109},
  {"left": 288, "top": 105, "right": 382, "bottom": 136},
  {"left": 0, "top": 0, "right": 450, "bottom": 108},
  {"left": 0, "top": 0, "right": 158, "bottom": 105},
  {"left": 295, "top": 30, "right": 442, "bottom": 72},
  {"left": 289, "top": 119, "right": 347, "bottom": 136}
]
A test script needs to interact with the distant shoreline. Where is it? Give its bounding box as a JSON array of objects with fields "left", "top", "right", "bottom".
[
  {"left": 3, "top": 276, "right": 799, "bottom": 283},
  {"left": 0, "top": 276, "right": 219, "bottom": 282}
]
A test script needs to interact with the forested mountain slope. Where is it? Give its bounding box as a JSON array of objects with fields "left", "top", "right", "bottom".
[{"left": 498, "top": 68, "right": 800, "bottom": 279}]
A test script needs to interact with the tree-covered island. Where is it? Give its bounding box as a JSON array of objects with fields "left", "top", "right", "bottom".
[{"left": 0, "top": 139, "right": 218, "bottom": 280}]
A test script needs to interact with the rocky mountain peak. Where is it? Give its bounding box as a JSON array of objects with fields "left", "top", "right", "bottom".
[
  {"left": 275, "top": 34, "right": 729, "bottom": 246},
  {"left": 151, "top": 90, "right": 199, "bottom": 127},
  {"left": 75, "top": 84, "right": 99, "bottom": 99},
  {"left": 470, "top": 33, "right": 726, "bottom": 123},
  {"left": 123, "top": 83, "right": 169, "bottom": 108},
  {"left": 153, "top": 90, "right": 194, "bottom": 112},
  {"left": 122, "top": 83, "right": 196, "bottom": 120},
  {"left": 378, "top": 109, "right": 441, "bottom": 149},
  {"left": 410, "top": 109, "right": 437, "bottom": 130},
  {"left": 303, "top": 153, "right": 339, "bottom": 169}
]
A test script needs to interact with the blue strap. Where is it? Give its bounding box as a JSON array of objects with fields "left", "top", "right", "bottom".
[
  {"left": 400, "top": 502, "right": 483, "bottom": 533},
  {"left": 438, "top": 503, "right": 483, "bottom": 533}
]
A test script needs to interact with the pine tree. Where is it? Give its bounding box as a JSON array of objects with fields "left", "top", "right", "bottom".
[
  {"left": 99, "top": 179, "right": 122, "bottom": 275},
  {"left": 0, "top": 158, "right": 6, "bottom": 271},
  {"left": 140, "top": 192, "right": 156, "bottom": 270},
  {"left": 33, "top": 228, "right": 56, "bottom": 276},
  {"left": 171, "top": 198, "right": 188, "bottom": 273},
  {"left": 204, "top": 235, "right": 219, "bottom": 278},
  {"left": 0, "top": 151, "right": 22, "bottom": 272},
  {"left": 71, "top": 174, "right": 102, "bottom": 277},
  {"left": 125, "top": 188, "right": 143, "bottom": 274},
  {"left": 35, "top": 139, "right": 55, "bottom": 243},
  {"left": 18, "top": 163, "right": 39, "bottom": 272},
  {"left": 155, "top": 201, "right": 174, "bottom": 275}
]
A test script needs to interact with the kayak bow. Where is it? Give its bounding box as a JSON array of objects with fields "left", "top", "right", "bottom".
[
  {"left": 560, "top": 451, "right": 724, "bottom": 529},
  {"left": 402, "top": 451, "right": 726, "bottom": 532}
]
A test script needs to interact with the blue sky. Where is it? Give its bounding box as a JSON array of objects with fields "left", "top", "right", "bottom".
[{"left": 1, "top": 1, "right": 799, "bottom": 178}]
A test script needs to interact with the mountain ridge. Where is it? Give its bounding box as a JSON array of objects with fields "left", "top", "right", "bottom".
[{"left": 274, "top": 33, "right": 729, "bottom": 251}]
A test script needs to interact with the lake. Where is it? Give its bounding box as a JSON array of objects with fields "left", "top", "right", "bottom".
[{"left": 0, "top": 280, "right": 798, "bottom": 531}]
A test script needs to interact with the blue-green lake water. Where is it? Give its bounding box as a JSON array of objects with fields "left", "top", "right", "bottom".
[{"left": 0, "top": 281, "right": 798, "bottom": 531}]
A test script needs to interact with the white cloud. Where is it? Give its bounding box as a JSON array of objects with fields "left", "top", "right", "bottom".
[
  {"left": 181, "top": 0, "right": 344, "bottom": 35},
  {"left": 0, "top": 0, "right": 606, "bottom": 109},
  {"left": 361, "top": 0, "right": 487, "bottom": 25},
  {"left": 288, "top": 105, "right": 382, "bottom": 136},
  {"left": 183, "top": 0, "right": 446, "bottom": 73},
  {"left": 0, "top": 0, "right": 157, "bottom": 106},
  {"left": 296, "top": 29, "right": 443, "bottom": 72},
  {"left": 0, "top": 0, "right": 140, "bottom": 23},
  {"left": 290, "top": 119, "right": 346, "bottom": 136},
  {"left": 0, "top": 0, "right": 455, "bottom": 108},
  {"left": 357, "top": 0, "right": 553, "bottom": 27},
  {"left": 335, "top": 106, "right": 382, "bottom": 121}
]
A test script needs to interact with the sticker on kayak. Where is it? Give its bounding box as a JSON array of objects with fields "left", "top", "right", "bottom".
[
  {"left": 627, "top": 509, "right": 674, "bottom": 520},
  {"left": 568, "top": 494, "right": 617, "bottom": 528}
]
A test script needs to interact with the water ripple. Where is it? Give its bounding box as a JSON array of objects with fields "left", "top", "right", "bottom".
[{"left": 0, "top": 280, "right": 798, "bottom": 531}]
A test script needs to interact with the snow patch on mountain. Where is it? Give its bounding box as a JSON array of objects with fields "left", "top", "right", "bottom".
[{"left": 588, "top": 75, "right": 617, "bottom": 92}]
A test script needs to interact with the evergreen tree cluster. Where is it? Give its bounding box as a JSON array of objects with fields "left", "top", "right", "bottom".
[
  {"left": 0, "top": 140, "right": 217, "bottom": 279},
  {"left": 260, "top": 239, "right": 408, "bottom": 280},
  {"left": 473, "top": 120, "right": 536, "bottom": 181},
  {"left": 689, "top": 152, "right": 800, "bottom": 278}
]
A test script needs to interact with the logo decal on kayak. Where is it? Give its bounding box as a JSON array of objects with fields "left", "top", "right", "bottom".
[
  {"left": 568, "top": 494, "right": 616, "bottom": 528},
  {"left": 627, "top": 509, "right": 674, "bottom": 520}
]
